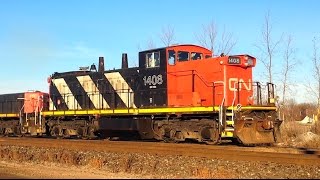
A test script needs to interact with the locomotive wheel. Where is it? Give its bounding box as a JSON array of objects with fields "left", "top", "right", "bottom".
[
  {"left": 171, "top": 130, "right": 184, "bottom": 143},
  {"left": 77, "top": 127, "right": 87, "bottom": 139},
  {"left": 50, "top": 126, "right": 63, "bottom": 138},
  {"left": 203, "top": 126, "right": 220, "bottom": 145},
  {"left": 3, "top": 128, "right": 10, "bottom": 137},
  {"left": 87, "top": 126, "right": 96, "bottom": 139},
  {"left": 0, "top": 127, "right": 4, "bottom": 136},
  {"left": 63, "top": 129, "right": 71, "bottom": 138},
  {"left": 13, "top": 126, "right": 22, "bottom": 137}
]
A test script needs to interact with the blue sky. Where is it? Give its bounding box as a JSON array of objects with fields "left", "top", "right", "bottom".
[{"left": 0, "top": 0, "right": 319, "bottom": 103}]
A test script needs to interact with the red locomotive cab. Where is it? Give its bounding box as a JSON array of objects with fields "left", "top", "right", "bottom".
[
  {"left": 166, "top": 44, "right": 257, "bottom": 107},
  {"left": 166, "top": 45, "right": 216, "bottom": 107},
  {"left": 24, "top": 91, "right": 49, "bottom": 113}
]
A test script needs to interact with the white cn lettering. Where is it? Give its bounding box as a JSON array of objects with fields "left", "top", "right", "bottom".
[{"left": 229, "top": 78, "right": 252, "bottom": 91}]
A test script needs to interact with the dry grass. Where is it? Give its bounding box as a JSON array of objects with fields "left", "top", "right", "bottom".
[
  {"left": 311, "top": 120, "right": 320, "bottom": 135},
  {"left": 280, "top": 121, "right": 310, "bottom": 140},
  {"left": 276, "top": 101, "right": 320, "bottom": 148},
  {"left": 279, "top": 120, "right": 320, "bottom": 148}
]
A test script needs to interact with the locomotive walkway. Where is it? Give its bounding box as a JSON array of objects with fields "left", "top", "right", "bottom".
[{"left": 0, "top": 137, "right": 319, "bottom": 166}]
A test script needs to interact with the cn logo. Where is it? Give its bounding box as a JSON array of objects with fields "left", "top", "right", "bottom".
[{"left": 229, "top": 78, "right": 252, "bottom": 91}]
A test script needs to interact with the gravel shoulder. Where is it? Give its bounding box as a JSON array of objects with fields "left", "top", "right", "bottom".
[
  {"left": 0, "top": 148, "right": 319, "bottom": 179},
  {"left": 0, "top": 161, "right": 150, "bottom": 179},
  {"left": 0, "top": 138, "right": 319, "bottom": 179}
]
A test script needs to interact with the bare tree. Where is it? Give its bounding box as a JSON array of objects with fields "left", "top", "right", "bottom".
[
  {"left": 195, "top": 20, "right": 217, "bottom": 53},
  {"left": 255, "top": 11, "right": 282, "bottom": 83},
  {"left": 313, "top": 37, "right": 320, "bottom": 106},
  {"left": 136, "top": 43, "right": 142, "bottom": 51},
  {"left": 280, "top": 35, "right": 298, "bottom": 105},
  {"left": 216, "top": 25, "right": 237, "bottom": 56},
  {"left": 147, "top": 37, "right": 156, "bottom": 49},
  {"left": 306, "top": 37, "right": 320, "bottom": 106},
  {"left": 127, "top": 43, "right": 142, "bottom": 67},
  {"left": 160, "top": 25, "right": 175, "bottom": 47},
  {"left": 195, "top": 20, "right": 236, "bottom": 56}
]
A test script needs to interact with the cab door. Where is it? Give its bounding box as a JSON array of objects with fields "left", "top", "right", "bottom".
[{"left": 137, "top": 49, "right": 167, "bottom": 107}]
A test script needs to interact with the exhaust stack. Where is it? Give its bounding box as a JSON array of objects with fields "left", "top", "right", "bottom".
[
  {"left": 122, "top": 53, "right": 128, "bottom": 69},
  {"left": 98, "top": 57, "right": 105, "bottom": 73}
]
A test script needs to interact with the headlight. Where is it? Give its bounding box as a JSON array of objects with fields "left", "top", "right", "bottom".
[{"left": 247, "top": 58, "right": 254, "bottom": 66}]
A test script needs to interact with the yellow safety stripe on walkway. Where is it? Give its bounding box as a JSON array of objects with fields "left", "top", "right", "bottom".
[
  {"left": 227, "top": 106, "right": 277, "bottom": 111},
  {"left": 226, "top": 121, "right": 234, "bottom": 125},
  {"left": 42, "top": 106, "right": 218, "bottom": 116},
  {"left": 0, "top": 113, "right": 19, "bottom": 118},
  {"left": 221, "top": 131, "right": 234, "bottom": 138},
  {"left": 41, "top": 105, "right": 277, "bottom": 117}
]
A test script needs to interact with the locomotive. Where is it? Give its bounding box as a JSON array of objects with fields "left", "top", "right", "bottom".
[{"left": 0, "top": 44, "right": 282, "bottom": 145}]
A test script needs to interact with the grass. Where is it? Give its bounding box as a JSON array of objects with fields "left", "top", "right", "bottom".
[{"left": 279, "top": 120, "right": 320, "bottom": 149}]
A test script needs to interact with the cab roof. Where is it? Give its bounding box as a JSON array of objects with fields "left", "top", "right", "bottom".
[{"left": 139, "top": 44, "right": 212, "bottom": 54}]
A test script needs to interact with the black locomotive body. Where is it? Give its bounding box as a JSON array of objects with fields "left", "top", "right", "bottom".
[{"left": 0, "top": 93, "right": 24, "bottom": 114}]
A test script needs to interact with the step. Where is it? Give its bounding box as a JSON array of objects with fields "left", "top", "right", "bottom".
[
  {"left": 221, "top": 131, "right": 233, "bottom": 137},
  {"left": 224, "top": 127, "right": 234, "bottom": 132},
  {"left": 226, "top": 121, "right": 234, "bottom": 126}
]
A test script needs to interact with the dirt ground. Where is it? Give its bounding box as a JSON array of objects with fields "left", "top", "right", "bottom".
[
  {"left": 0, "top": 140, "right": 319, "bottom": 179},
  {"left": 0, "top": 161, "right": 150, "bottom": 179}
]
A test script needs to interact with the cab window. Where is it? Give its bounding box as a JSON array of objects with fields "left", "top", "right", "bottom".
[
  {"left": 146, "top": 51, "right": 160, "bottom": 68},
  {"left": 191, "top": 52, "right": 203, "bottom": 60},
  {"left": 178, "top": 51, "right": 189, "bottom": 62},
  {"left": 168, "top": 50, "right": 175, "bottom": 65}
]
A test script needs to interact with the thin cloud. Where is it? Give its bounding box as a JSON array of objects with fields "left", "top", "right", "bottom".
[{"left": 53, "top": 42, "right": 105, "bottom": 59}]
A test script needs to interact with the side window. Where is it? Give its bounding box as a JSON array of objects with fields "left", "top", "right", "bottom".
[
  {"left": 191, "top": 52, "right": 203, "bottom": 60},
  {"left": 178, "top": 51, "right": 189, "bottom": 62},
  {"left": 168, "top": 50, "right": 175, "bottom": 65},
  {"left": 146, "top": 52, "right": 160, "bottom": 68}
]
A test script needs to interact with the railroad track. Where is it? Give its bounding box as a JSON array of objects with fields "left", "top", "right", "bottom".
[{"left": 0, "top": 137, "right": 319, "bottom": 166}]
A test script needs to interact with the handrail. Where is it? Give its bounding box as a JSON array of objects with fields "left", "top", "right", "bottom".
[
  {"left": 168, "top": 69, "right": 215, "bottom": 88},
  {"left": 35, "top": 96, "right": 39, "bottom": 125},
  {"left": 219, "top": 97, "right": 225, "bottom": 126},
  {"left": 212, "top": 81, "right": 225, "bottom": 107},
  {"left": 19, "top": 104, "right": 25, "bottom": 126},
  {"left": 219, "top": 97, "right": 226, "bottom": 134},
  {"left": 39, "top": 95, "right": 44, "bottom": 127},
  {"left": 231, "top": 81, "right": 238, "bottom": 122},
  {"left": 212, "top": 80, "right": 226, "bottom": 134}
]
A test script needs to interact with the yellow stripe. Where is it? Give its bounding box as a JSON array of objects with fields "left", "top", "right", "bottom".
[
  {"left": 42, "top": 106, "right": 217, "bottom": 116},
  {"left": 41, "top": 105, "right": 277, "bottom": 116},
  {"left": 227, "top": 106, "right": 277, "bottom": 111},
  {"left": 137, "top": 106, "right": 216, "bottom": 113},
  {"left": 226, "top": 121, "right": 234, "bottom": 125},
  {"left": 0, "top": 113, "right": 19, "bottom": 118},
  {"left": 221, "top": 131, "right": 234, "bottom": 138}
]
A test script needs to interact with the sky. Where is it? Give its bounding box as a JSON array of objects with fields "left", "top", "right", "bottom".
[{"left": 0, "top": 0, "right": 319, "bottom": 103}]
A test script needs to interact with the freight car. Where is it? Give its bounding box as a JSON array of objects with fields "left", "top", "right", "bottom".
[
  {"left": 0, "top": 91, "right": 48, "bottom": 136},
  {"left": 0, "top": 44, "right": 282, "bottom": 145}
]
